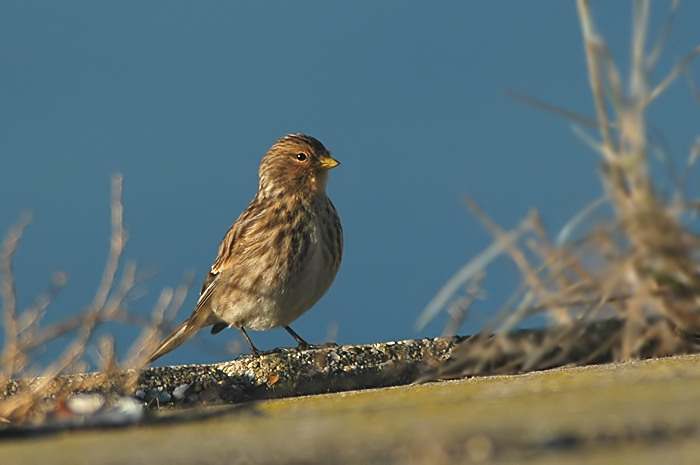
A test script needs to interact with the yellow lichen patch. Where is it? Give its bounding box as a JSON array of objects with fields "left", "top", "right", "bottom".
[{"left": 3, "top": 355, "right": 700, "bottom": 464}]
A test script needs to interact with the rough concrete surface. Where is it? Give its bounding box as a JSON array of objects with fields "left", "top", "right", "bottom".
[{"left": 2, "top": 353, "right": 700, "bottom": 464}]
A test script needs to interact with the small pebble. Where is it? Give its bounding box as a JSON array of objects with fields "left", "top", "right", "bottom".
[
  {"left": 66, "top": 394, "right": 104, "bottom": 415},
  {"left": 172, "top": 384, "right": 190, "bottom": 400}
]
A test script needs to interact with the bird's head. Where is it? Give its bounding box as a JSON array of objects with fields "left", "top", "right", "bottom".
[{"left": 258, "top": 134, "right": 340, "bottom": 199}]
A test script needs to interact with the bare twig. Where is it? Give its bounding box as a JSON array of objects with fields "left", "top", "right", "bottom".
[
  {"left": 92, "top": 174, "right": 127, "bottom": 311},
  {"left": 0, "top": 174, "right": 191, "bottom": 425},
  {"left": 1, "top": 212, "right": 33, "bottom": 379},
  {"left": 503, "top": 89, "right": 611, "bottom": 129},
  {"left": 577, "top": 0, "right": 615, "bottom": 154}
]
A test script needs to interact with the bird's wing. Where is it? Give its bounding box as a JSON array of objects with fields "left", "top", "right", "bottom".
[
  {"left": 195, "top": 199, "right": 269, "bottom": 312},
  {"left": 203, "top": 203, "right": 266, "bottom": 293}
]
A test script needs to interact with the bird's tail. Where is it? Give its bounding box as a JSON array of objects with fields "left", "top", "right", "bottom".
[{"left": 147, "top": 319, "right": 201, "bottom": 364}]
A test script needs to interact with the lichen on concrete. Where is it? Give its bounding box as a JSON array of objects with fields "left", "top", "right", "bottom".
[{"left": 3, "top": 317, "right": 698, "bottom": 430}]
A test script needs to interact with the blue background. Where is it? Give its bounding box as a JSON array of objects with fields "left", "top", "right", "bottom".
[{"left": 1, "top": 1, "right": 698, "bottom": 366}]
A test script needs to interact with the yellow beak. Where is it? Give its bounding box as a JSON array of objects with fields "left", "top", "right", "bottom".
[{"left": 320, "top": 156, "right": 340, "bottom": 170}]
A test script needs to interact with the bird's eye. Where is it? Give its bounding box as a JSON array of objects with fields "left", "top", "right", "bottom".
[{"left": 296, "top": 153, "right": 308, "bottom": 162}]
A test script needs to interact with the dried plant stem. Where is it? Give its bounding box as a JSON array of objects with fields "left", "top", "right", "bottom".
[
  {"left": 422, "top": 1, "right": 700, "bottom": 379},
  {"left": 1, "top": 174, "right": 191, "bottom": 425},
  {"left": 577, "top": 0, "right": 614, "bottom": 153},
  {"left": 93, "top": 174, "right": 127, "bottom": 310},
  {"left": 1, "top": 213, "right": 32, "bottom": 380}
]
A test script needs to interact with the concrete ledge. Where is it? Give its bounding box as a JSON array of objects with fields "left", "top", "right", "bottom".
[
  {"left": 2, "top": 336, "right": 465, "bottom": 413},
  {"left": 137, "top": 336, "right": 464, "bottom": 406},
  {"left": 4, "top": 353, "right": 700, "bottom": 463}
]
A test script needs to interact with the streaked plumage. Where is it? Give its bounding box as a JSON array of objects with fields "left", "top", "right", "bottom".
[{"left": 148, "top": 134, "right": 342, "bottom": 363}]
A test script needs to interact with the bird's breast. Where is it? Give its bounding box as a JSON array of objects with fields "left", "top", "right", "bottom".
[
  {"left": 212, "top": 196, "right": 341, "bottom": 330},
  {"left": 283, "top": 220, "right": 336, "bottom": 307}
]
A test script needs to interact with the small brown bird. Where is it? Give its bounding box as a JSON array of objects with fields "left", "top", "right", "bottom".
[{"left": 147, "top": 134, "right": 343, "bottom": 363}]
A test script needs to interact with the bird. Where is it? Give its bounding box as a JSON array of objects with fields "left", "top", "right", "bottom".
[{"left": 147, "top": 134, "right": 343, "bottom": 363}]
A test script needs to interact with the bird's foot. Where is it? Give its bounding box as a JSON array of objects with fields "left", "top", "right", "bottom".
[
  {"left": 241, "top": 342, "right": 339, "bottom": 358},
  {"left": 295, "top": 341, "right": 338, "bottom": 351}
]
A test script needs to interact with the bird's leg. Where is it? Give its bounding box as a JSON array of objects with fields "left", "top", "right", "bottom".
[
  {"left": 239, "top": 327, "right": 261, "bottom": 355},
  {"left": 284, "top": 325, "right": 311, "bottom": 350}
]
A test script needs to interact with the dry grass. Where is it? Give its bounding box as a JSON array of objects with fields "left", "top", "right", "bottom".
[
  {"left": 420, "top": 0, "right": 700, "bottom": 377},
  {"left": 0, "top": 174, "right": 190, "bottom": 425}
]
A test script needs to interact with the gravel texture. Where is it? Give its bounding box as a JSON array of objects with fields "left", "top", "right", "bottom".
[{"left": 137, "top": 336, "right": 464, "bottom": 408}]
